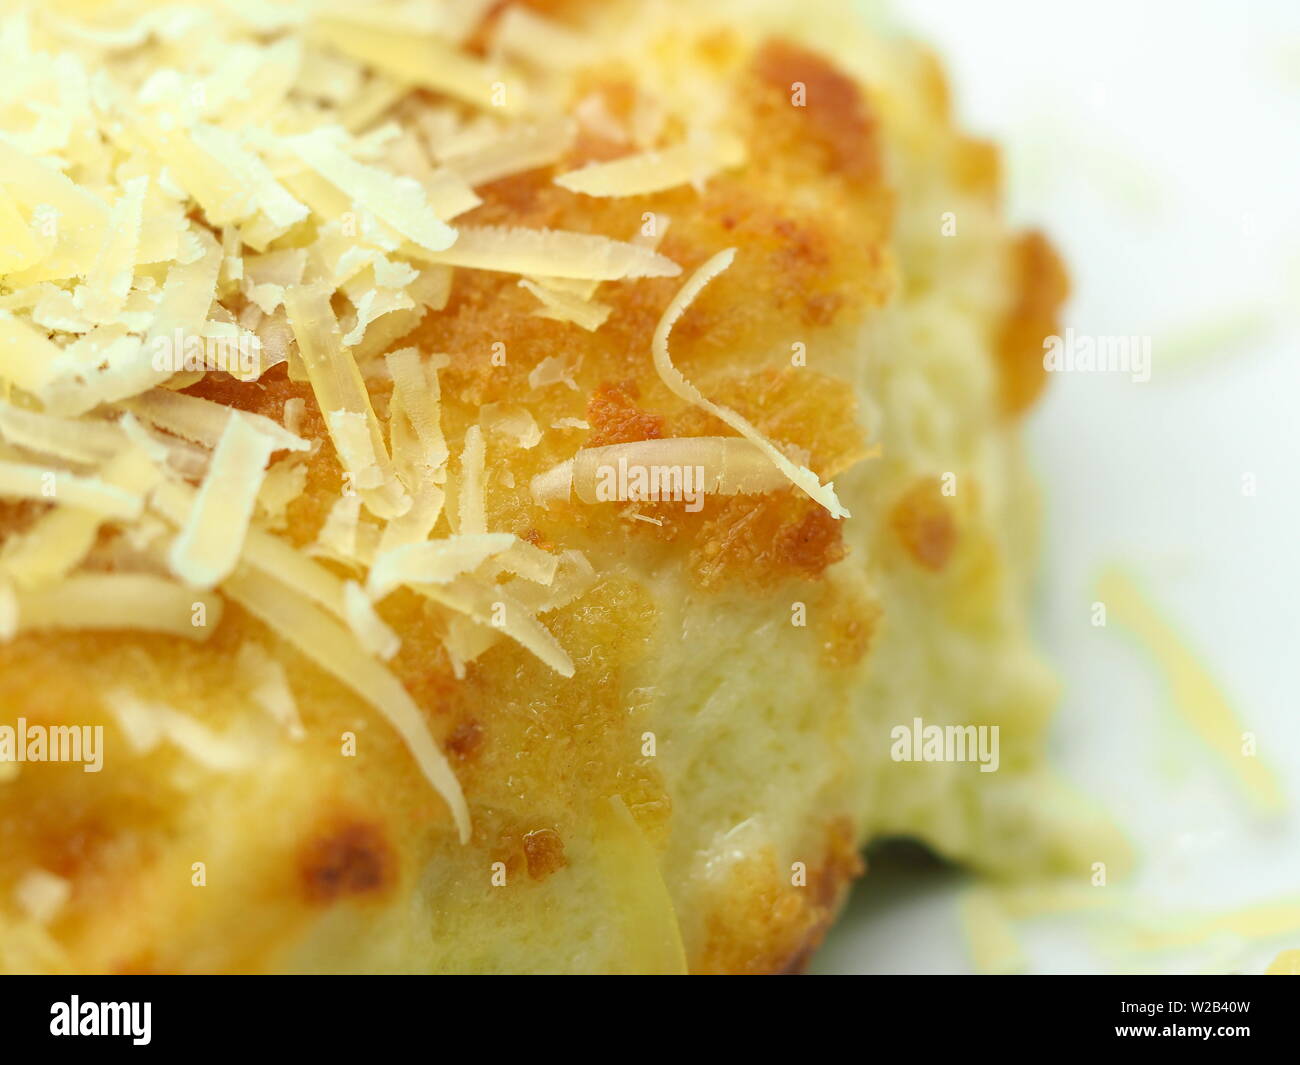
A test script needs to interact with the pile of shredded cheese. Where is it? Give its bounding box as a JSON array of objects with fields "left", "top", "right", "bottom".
[{"left": 0, "top": 0, "right": 845, "bottom": 843}]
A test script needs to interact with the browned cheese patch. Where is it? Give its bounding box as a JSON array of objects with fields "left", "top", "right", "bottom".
[
  {"left": 997, "top": 230, "right": 1071, "bottom": 416},
  {"left": 299, "top": 818, "right": 397, "bottom": 905},
  {"left": 891, "top": 478, "right": 960, "bottom": 572}
]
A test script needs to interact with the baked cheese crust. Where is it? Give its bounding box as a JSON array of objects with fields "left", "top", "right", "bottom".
[{"left": 0, "top": 0, "right": 1122, "bottom": 974}]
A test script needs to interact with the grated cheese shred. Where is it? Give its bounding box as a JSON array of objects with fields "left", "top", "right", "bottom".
[
  {"left": 168, "top": 412, "right": 277, "bottom": 588},
  {"left": 531, "top": 437, "right": 791, "bottom": 506},
  {"left": 651, "top": 249, "right": 850, "bottom": 518},
  {"left": 223, "top": 565, "right": 470, "bottom": 842},
  {"left": 0, "top": 0, "right": 775, "bottom": 845},
  {"left": 412, "top": 225, "right": 681, "bottom": 281},
  {"left": 555, "top": 133, "right": 746, "bottom": 198},
  {"left": 368, "top": 533, "right": 515, "bottom": 601},
  {"left": 283, "top": 283, "right": 410, "bottom": 520},
  {"left": 9, "top": 575, "right": 223, "bottom": 642}
]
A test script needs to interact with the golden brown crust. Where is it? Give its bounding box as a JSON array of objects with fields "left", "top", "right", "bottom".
[
  {"left": 0, "top": 1, "right": 1085, "bottom": 975},
  {"left": 585, "top": 381, "right": 665, "bottom": 448},
  {"left": 695, "top": 818, "right": 864, "bottom": 975},
  {"left": 751, "top": 40, "right": 884, "bottom": 187},
  {"left": 891, "top": 479, "right": 960, "bottom": 573},
  {"left": 996, "top": 230, "right": 1071, "bottom": 415},
  {"left": 298, "top": 818, "right": 398, "bottom": 906}
]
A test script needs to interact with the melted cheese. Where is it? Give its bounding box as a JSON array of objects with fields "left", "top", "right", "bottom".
[
  {"left": 0, "top": 0, "right": 777, "bottom": 852},
  {"left": 652, "top": 249, "right": 850, "bottom": 518},
  {"left": 14, "top": 870, "right": 72, "bottom": 925},
  {"left": 103, "top": 688, "right": 258, "bottom": 770},
  {"left": 236, "top": 641, "right": 305, "bottom": 741},
  {"left": 222, "top": 566, "right": 470, "bottom": 842}
]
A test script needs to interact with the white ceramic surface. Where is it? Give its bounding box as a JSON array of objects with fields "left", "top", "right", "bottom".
[{"left": 813, "top": 0, "right": 1300, "bottom": 975}]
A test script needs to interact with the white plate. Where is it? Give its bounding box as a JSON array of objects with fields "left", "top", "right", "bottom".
[{"left": 814, "top": 0, "right": 1300, "bottom": 975}]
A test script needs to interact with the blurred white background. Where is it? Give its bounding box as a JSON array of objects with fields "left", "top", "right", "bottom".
[{"left": 814, "top": 0, "right": 1300, "bottom": 974}]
